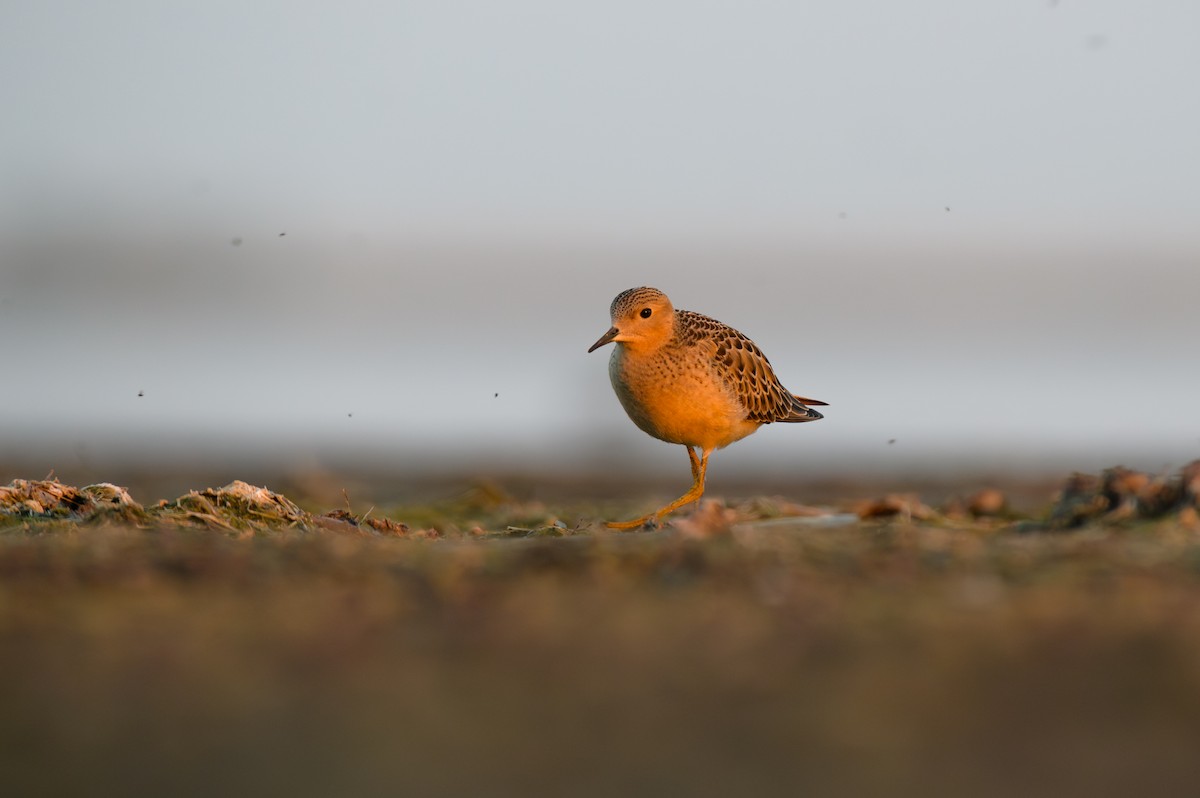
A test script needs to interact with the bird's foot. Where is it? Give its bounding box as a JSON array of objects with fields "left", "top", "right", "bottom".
[{"left": 604, "top": 514, "right": 663, "bottom": 531}]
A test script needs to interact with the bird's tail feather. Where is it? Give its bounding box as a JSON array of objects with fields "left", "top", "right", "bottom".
[{"left": 778, "top": 396, "right": 825, "bottom": 423}]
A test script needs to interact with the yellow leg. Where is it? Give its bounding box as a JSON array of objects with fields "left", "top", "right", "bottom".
[{"left": 606, "top": 447, "right": 710, "bottom": 530}]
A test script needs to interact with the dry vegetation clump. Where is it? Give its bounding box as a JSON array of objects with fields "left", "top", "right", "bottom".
[
  {"left": 1046, "top": 461, "right": 1200, "bottom": 529},
  {"left": 940, "top": 487, "right": 1010, "bottom": 520},
  {"left": 855, "top": 492, "right": 940, "bottom": 522},
  {"left": 845, "top": 462, "right": 1200, "bottom": 533},
  {"left": 0, "top": 478, "right": 137, "bottom": 517},
  {"left": 311, "top": 508, "right": 416, "bottom": 538},
  {"left": 853, "top": 489, "right": 1010, "bottom": 525},
  {"left": 0, "top": 478, "right": 148, "bottom": 526},
  {"left": 155, "top": 480, "right": 310, "bottom": 532},
  {"left": 0, "top": 479, "right": 431, "bottom": 538}
]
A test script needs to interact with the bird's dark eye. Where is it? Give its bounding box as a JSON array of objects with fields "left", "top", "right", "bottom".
[{"left": 640, "top": 307, "right": 652, "bottom": 319}]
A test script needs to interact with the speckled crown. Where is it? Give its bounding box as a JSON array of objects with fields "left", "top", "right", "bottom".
[{"left": 610, "top": 286, "right": 668, "bottom": 319}]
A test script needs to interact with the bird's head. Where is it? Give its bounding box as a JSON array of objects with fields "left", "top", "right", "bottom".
[{"left": 588, "top": 287, "right": 676, "bottom": 354}]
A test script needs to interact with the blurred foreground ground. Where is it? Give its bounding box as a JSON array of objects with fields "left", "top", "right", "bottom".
[{"left": 3, "top": 470, "right": 1200, "bottom": 798}]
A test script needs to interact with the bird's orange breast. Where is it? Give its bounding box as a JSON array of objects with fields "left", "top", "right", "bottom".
[{"left": 608, "top": 345, "right": 760, "bottom": 451}]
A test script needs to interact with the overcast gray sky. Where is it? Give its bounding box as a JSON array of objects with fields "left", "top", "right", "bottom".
[{"left": 3, "top": 1, "right": 1199, "bottom": 481}]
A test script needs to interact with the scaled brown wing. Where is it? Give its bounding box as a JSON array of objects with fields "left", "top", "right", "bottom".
[{"left": 686, "top": 312, "right": 814, "bottom": 424}]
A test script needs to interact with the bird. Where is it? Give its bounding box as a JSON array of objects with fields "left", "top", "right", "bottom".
[{"left": 588, "top": 286, "right": 827, "bottom": 529}]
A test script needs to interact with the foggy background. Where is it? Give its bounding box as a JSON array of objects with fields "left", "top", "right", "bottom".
[{"left": 3, "top": 1, "right": 1198, "bottom": 495}]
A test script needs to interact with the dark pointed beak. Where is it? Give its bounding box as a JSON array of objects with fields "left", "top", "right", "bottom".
[{"left": 588, "top": 326, "right": 619, "bottom": 353}]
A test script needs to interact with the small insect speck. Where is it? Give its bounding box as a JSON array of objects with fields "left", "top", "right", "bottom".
[
  {"left": 887, "top": 438, "right": 896, "bottom": 445},
  {"left": 137, "top": 390, "right": 144, "bottom": 397},
  {"left": 348, "top": 413, "right": 353, "bottom": 418},
  {"left": 279, "top": 232, "right": 286, "bottom": 237},
  {"left": 494, "top": 393, "right": 499, "bottom": 398},
  {"left": 231, "top": 237, "right": 243, "bottom": 246},
  {"left": 944, "top": 206, "right": 950, "bottom": 212}
]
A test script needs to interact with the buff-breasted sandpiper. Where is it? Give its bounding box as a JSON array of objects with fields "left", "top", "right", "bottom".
[{"left": 588, "top": 286, "right": 827, "bottom": 530}]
